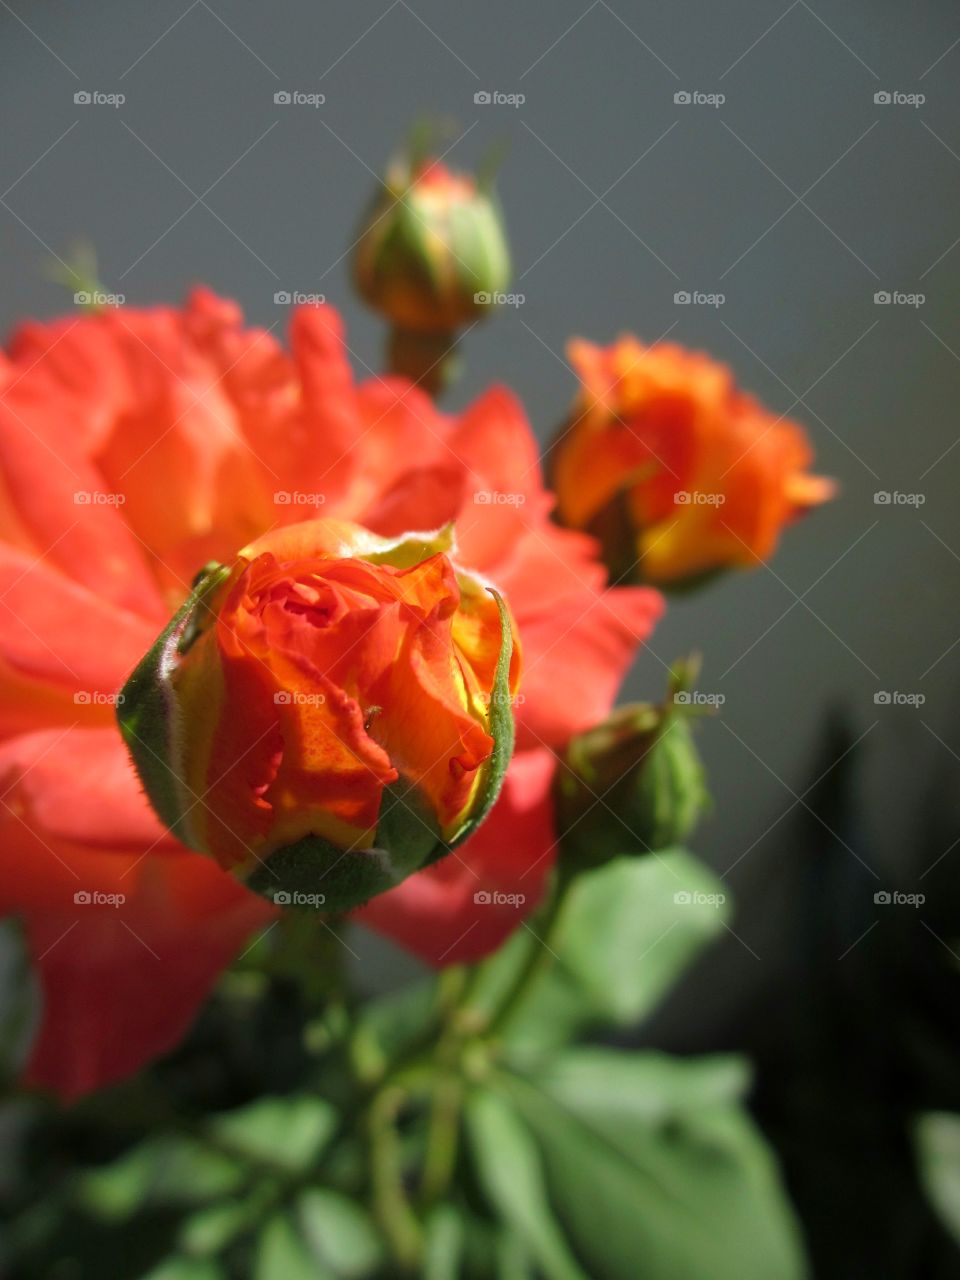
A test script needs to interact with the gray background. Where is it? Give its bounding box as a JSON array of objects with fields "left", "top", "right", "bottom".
[{"left": 1, "top": 0, "right": 958, "bottom": 995}]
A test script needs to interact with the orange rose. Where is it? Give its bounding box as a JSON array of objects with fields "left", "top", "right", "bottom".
[
  {"left": 0, "top": 291, "right": 661, "bottom": 1096},
  {"left": 119, "top": 520, "right": 520, "bottom": 911},
  {"left": 552, "top": 336, "right": 835, "bottom": 586}
]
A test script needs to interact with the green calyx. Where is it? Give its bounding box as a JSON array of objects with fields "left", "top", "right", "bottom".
[{"left": 352, "top": 155, "right": 511, "bottom": 337}]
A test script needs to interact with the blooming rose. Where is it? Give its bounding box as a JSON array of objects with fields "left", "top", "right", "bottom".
[
  {"left": 0, "top": 290, "right": 662, "bottom": 1096},
  {"left": 120, "top": 520, "right": 520, "bottom": 905},
  {"left": 552, "top": 336, "right": 835, "bottom": 586}
]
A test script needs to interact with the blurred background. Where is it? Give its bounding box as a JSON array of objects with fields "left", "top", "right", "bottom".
[{"left": 1, "top": 2, "right": 959, "bottom": 1274}]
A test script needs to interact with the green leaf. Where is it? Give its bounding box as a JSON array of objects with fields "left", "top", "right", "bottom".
[
  {"left": 179, "top": 1198, "right": 260, "bottom": 1258},
  {"left": 540, "top": 1048, "right": 750, "bottom": 1122},
  {"left": 423, "top": 1205, "right": 465, "bottom": 1280},
  {"left": 496, "top": 1229, "right": 538, "bottom": 1280},
  {"left": 207, "top": 1095, "right": 336, "bottom": 1174},
  {"left": 550, "top": 848, "right": 728, "bottom": 1026},
  {"left": 76, "top": 1136, "right": 245, "bottom": 1222},
  {"left": 499, "top": 1050, "right": 808, "bottom": 1280},
  {"left": 464, "top": 1089, "right": 588, "bottom": 1280},
  {"left": 916, "top": 1111, "right": 960, "bottom": 1247},
  {"left": 255, "top": 1213, "right": 334, "bottom": 1280},
  {"left": 484, "top": 850, "right": 729, "bottom": 1059},
  {"left": 296, "top": 1188, "right": 382, "bottom": 1276},
  {"left": 139, "top": 1259, "right": 226, "bottom": 1280}
]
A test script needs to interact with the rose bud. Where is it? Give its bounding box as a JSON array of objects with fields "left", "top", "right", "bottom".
[
  {"left": 551, "top": 336, "right": 836, "bottom": 587},
  {"left": 554, "top": 663, "right": 709, "bottom": 867},
  {"left": 352, "top": 147, "right": 511, "bottom": 392},
  {"left": 117, "top": 520, "right": 520, "bottom": 912}
]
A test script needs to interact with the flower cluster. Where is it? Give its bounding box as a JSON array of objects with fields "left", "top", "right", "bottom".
[{"left": 0, "top": 291, "right": 663, "bottom": 1096}]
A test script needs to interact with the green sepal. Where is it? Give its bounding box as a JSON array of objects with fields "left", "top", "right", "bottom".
[
  {"left": 374, "top": 776, "right": 443, "bottom": 871},
  {"left": 116, "top": 562, "right": 230, "bottom": 844},
  {"left": 442, "top": 588, "right": 515, "bottom": 853},
  {"left": 245, "top": 833, "right": 410, "bottom": 913}
]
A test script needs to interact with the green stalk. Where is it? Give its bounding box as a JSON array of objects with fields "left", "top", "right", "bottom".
[
  {"left": 418, "top": 1074, "right": 464, "bottom": 1207},
  {"left": 473, "top": 867, "right": 573, "bottom": 1041},
  {"left": 368, "top": 1084, "right": 424, "bottom": 1273}
]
